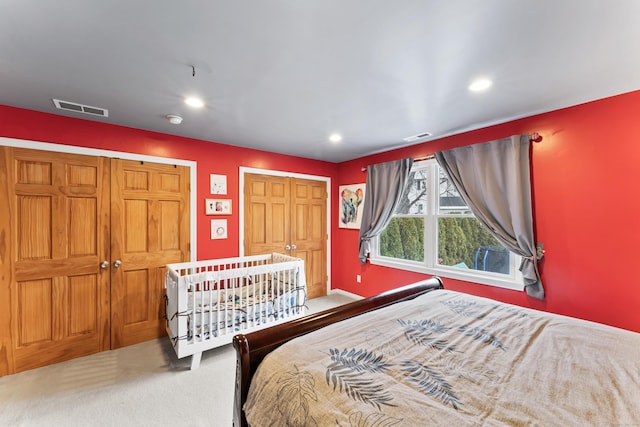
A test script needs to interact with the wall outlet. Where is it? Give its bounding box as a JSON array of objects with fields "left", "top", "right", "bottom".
[{"left": 356, "top": 274, "right": 361, "bottom": 284}]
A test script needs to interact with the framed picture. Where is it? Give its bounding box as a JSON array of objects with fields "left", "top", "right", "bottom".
[
  {"left": 210, "top": 174, "right": 227, "bottom": 195},
  {"left": 339, "top": 183, "right": 366, "bottom": 229},
  {"left": 205, "top": 198, "right": 232, "bottom": 215},
  {"left": 211, "top": 219, "right": 228, "bottom": 239}
]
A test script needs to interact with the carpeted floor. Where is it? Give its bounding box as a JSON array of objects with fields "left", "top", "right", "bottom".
[{"left": 0, "top": 293, "right": 357, "bottom": 427}]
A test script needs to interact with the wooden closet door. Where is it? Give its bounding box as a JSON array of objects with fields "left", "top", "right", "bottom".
[
  {"left": 0, "top": 147, "right": 110, "bottom": 374},
  {"left": 244, "top": 174, "right": 291, "bottom": 255},
  {"left": 110, "top": 159, "right": 190, "bottom": 348},
  {"left": 244, "top": 173, "right": 327, "bottom": 298},
  {"left": 290, "top": 178, "right": 327, "bottom": 298}
]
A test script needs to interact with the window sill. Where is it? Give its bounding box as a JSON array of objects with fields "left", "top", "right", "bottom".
[{"left": 369, "top": 257, "right": 524, "bottom": 291}]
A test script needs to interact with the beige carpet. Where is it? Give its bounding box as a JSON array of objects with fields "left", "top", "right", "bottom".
[{"left": 0, "top": 293, "right": 357, "bottom": 427}]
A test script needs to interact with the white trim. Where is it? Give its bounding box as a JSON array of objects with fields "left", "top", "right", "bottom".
[
  {"left": 0, "top": 137, "right": 196, "bottom": 166},
  {"left": 329, "top": 288, "right": 364, "bottom": 300},
  {"left": 370, "top": 256, "right": 524, "bottom": 291},
  {"left": 239, "top": 166, "right": 332, "bottom": 295},
  {"left": 0, "top": 137, "right": 198, "bottom": 261}
]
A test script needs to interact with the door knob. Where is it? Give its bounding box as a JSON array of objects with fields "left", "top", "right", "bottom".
[
  {"left": 113, "top": 260, "right": 122, "bottom": 268},
  {"left": 100, "top": 261, "right": 109, "bottom": 269},
  {"left": 285, "top": 245, "right": 291, "bottom": 251},
  {"left": 291, "top": 244, "right": 297, "bottom": 250}
]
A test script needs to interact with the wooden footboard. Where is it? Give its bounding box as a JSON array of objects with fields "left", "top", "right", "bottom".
[{"left": 232, "top": 277, "right": 443, "bottom": 427}]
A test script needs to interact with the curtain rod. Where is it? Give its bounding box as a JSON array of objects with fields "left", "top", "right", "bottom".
[{"left": 361, "top": 133, "right": 543, "bottom": 172}]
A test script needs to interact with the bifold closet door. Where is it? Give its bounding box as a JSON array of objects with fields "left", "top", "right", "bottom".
[
  {"left": 0, "top": 148, "right": 190, "bottom": 375},
  {"left": 290, "top": 178, "right": 327, "bottom": 299},
  {"left": 110, "top": 159, "right": 190, "bottom": 349},
  {"left": 244, "top": 174, "right": 291, "bottom": 255},
  {"left": 244, "top": 173, "right": 327, "bottom": 298},
  {"left": 0, "top": 147, "right": 111, "bottom": 375}
]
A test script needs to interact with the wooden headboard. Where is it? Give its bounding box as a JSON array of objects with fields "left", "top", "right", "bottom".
[{"left": 232, "top": 277, "right": 444, "bottom": 427}]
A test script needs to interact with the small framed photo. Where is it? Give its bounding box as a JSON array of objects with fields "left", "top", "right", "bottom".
[
  {"left": 211, "top": 219, "right": 228, "bottom": 239},
  {"left": 210, "top": 174, "right": 227, "bottom": 195},
  {"left": 205, "top": 199, "right": 232, "bottom": 215}
]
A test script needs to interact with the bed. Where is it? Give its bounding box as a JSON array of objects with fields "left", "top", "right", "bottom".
[
  {"left": 165, "top": 253, "right": 306, "bottom": 369},
  {"left": 232, "top": 277, "right": 640, "bottom": 426}
]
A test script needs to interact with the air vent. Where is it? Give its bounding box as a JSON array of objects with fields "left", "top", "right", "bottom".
[
  {"left": 53, "top": 99, "right": 109, "bottom": 117},
  {"left": 403, "top": 132, "right": 432, "bottom": 143}
]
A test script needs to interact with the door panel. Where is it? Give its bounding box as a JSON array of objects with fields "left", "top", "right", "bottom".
[
  {"left": 1, "top": 147, "right": 110, "bottom": 374},
  {"left": 290, "top": 178, "right": 327, "bottom": 298},
  {"left": 244, "top": 174, "right": 291, "bottom": 255},
  {"left": 68, "top": 274, "right": 99, "bottom": 335},
  {"left": 110, "top": 159, "right": 189, "bottom": 348},
  {"left": 17, "top": 278, "right": 52, "bottom": 345},
  {"left": 244, "top": 173, "right": 327, "bottom": 298}
]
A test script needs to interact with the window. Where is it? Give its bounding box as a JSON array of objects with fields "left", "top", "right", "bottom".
[{"left": 371, "top": 160, "right": 523, "bottom": 290}]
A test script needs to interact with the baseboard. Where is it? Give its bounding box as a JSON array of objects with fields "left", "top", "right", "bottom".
[{"left": 329, "top": 289, "right": 364, "bottom": 300}]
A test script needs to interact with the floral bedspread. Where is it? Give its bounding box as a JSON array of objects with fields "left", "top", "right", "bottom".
[{"left": 244, "top": 289, "right": 640, "bottom": 426}]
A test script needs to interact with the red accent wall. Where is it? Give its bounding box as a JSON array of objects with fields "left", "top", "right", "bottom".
[
  {"left": 333, "top": 90, "right": 640, "bottom": 333},
  {"left": 4, "top": 91, "right": 640, "bottom": 335},
  {"left": 0, "top": 105, "right": 337, "bottom": 262}
]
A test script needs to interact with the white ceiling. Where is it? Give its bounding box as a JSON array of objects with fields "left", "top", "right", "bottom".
[{"left": 2, "top": 1, "right": 640, "bottom": 162}]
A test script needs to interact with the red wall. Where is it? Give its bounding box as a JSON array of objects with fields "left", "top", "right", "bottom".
[
  {"left": 4, "top": 92, "right": 640, "bottom": 335},
  {"left": 0, "top": 105, "right": 338, "bottom": 261},
  {"left": 333, "top": 91, "right": 640, "bottom": 333}
]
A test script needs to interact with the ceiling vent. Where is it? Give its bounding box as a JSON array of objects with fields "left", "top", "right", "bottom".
[
  {"left": 403, "top": 132, "right": 432, "bottom": 143},
  {"left": 53, "top": 99, "right": 109, "bottom": 117}
]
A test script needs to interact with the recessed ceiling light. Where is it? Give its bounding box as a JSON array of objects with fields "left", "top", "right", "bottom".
[
  {"left": 329, "top": 134, "right": 342, "bottom": 143},
  {"left": 468, "top": 78, "right": 492, "bottom": 92},
  {"left": 184, "top": 97, "right": 204, "bottom": 108}
]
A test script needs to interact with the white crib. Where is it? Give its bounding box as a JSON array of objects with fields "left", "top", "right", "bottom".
[{"left": 165, "top": 253, "right": 307, "bottom": 369}]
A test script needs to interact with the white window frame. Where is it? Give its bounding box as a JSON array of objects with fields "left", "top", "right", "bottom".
[{"left": 370, "top": 160, "right": 524, "bottom": 291}]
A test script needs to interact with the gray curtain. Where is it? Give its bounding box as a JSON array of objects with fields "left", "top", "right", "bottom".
[
  {"left": 358, "top": 158, "right": 414, "bottom": 263},
  {"left": 434, "top": 134, "right": 544, "bottom": 299}
]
